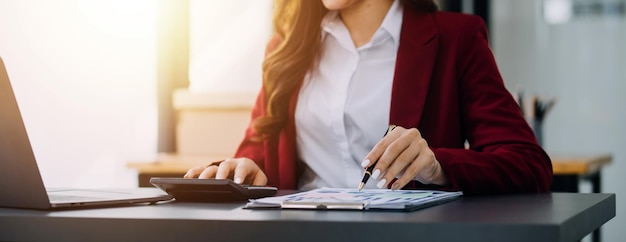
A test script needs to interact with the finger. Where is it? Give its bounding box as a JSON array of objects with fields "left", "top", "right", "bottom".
[
  {"left": 393, "top": 141, "right": 437, "bottom": 189},
  {"left": 390, "top": 146, "right": 430, "bottom": 190},
  {"left": 382, "top": 139, "right": 422, "bottom": 189},
  {"left": 373, "top": 128, "right": 418, "bottom": 181},
  {"left": 363, "top": 126, "right": 403, "bottom": 168},
  {"left": 251, "top": 170, "right": 268, "bottom": 186},
  {"left": 233, "top": 159, "right": 255, "bottom": 184},
  {"left": 413, "top": 148, "right": 439, "bottom": 184},
  {"left": 184, "top": 165, "right": 210, "bottom": 178},
  {"left": 198, "top": 165, "right": 219, "bottom": 179},
  {"left": 390, "top": 157, "right": 422, "bottom": 190},
  {"left": 372, "top": 141, "right": 408, "bottom": 189},
  {"left": 215, "top": 159, "right": 237, "bottom": 180}
]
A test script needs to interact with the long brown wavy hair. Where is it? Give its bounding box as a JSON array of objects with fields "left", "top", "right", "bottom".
[{"left": 253, "top": 0, "right": 438, "bottom": 140}]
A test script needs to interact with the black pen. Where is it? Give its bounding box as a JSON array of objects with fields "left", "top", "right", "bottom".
[{"left": 358, "top": 124, "right": 397, "bottom": 191}]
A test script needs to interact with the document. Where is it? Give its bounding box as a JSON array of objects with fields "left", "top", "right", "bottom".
[{"left": 245, "top": 188, "right": 462, "bottom": 211}]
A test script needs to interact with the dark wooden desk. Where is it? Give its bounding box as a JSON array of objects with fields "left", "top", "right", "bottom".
[
  {"left": 0, "top": 192, "right": 615, "bottom": 242},
  {"left": 548, "top": 155, "right": 613, "bottom": 242},
  {"left": 127, "top": 154, "right": 613, "bottom": 242}
]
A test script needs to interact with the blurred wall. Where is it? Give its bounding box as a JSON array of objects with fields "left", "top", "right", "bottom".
[
  {"left": 188, "top": 0, "right": 271, "bottom": 93},
  {"left": 492, "top": 1, "right": 625, "bottom": 241},
  {"left": 0, "top": 0, "right": 158, "bottom": 188}
]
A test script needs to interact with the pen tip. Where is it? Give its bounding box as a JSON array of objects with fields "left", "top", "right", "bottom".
[{"left": 357, "top": 183, "right": 364, "bottom": 192}]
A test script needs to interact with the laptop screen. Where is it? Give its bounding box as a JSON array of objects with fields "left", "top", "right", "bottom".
[{"left": 0, "top": 57, "right": 63, "bottom": 209}]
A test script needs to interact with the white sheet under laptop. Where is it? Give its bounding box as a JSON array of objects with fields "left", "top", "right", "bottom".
[{"left": 0, "top": 57, "right": 171, "bottom": 209}]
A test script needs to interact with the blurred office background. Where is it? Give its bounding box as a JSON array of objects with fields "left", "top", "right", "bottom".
[
  {"left": 0, "top": 0, "right": 160, "bottom": 188},
  {"left": 0, "top": 0, "right": 271, "bottom": 188},
  {"left": 0, "top": 0, "right": 623, "bottom": 241},
  {"left": 492, "top": 1, "right": 625, "bottom": 241}
]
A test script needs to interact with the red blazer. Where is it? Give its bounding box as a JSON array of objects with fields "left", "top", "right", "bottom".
[{"left": 235, "top": 8, "right": 553, "bottom": 195}]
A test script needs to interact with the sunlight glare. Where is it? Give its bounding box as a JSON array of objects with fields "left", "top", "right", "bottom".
[{"left": 76, "top": 0, "right": 156, "bottom": 37}]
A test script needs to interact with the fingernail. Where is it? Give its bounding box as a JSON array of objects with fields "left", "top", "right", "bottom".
[
  {"left": 234, "top": 177, "right": 242, "bottom": 184},
  {"left": 376, "top": 179, "right": 387, "bottom": 189},
  {"left": 371, "top": 169, "right": 381, "bottom": 180},
  {"left": 391, "top": 183, "right": 400, "bottom": 190},
  {"left": 360, "top": 159, "right": 371, "bottom": 168}
]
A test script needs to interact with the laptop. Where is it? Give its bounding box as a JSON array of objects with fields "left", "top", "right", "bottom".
[{"left": 0, "top": 57, "right": 172, "bottom": 209}]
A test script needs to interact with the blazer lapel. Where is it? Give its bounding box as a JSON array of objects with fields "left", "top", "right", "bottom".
[{"left": 390, "top": 9, "right": 439, "bottom": 128}]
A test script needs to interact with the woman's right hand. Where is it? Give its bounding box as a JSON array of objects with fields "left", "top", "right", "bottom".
[{"left": 183, "top": 157, "right": 268, "bottom": 186}]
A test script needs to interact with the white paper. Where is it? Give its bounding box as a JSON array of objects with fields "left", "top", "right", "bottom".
[{"left": 247, "top": 187, "right": 462, "bottom": 210}]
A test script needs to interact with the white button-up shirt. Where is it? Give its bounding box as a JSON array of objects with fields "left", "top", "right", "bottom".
[{"left": 295, "top": 0, "right": 403, "bottom": 190}]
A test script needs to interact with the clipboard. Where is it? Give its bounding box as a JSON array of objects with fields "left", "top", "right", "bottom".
[
  {"left": 245, "top": 188, "right": 462, "bottom": 211},
  {"left": 281, "top": 201, "right": 367, "bottom": 210}
]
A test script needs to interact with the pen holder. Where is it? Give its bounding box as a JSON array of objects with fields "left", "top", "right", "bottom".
[
  {"left": 511, "top": 90, "right": 555, "bottom": 147},
  {"left": 530, "top": 118, "right": 544, "bottom": 147}
]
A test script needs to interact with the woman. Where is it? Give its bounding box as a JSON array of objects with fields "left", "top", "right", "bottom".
[{"left": 185, "top": 0, "right": 553, "bottom": 195}]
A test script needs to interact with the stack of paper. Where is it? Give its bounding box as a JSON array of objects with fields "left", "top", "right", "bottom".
[{"left": 245, "top": 188, "right": 462, "bottom": 211}]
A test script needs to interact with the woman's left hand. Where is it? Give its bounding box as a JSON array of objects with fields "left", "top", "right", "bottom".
[{"left": 362, "top": 125, "right": 448, "bottom": 190}]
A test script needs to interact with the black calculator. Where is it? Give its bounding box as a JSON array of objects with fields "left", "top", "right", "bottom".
[{"left": 150, "top": 178, "right": 278, "bottom": 202}]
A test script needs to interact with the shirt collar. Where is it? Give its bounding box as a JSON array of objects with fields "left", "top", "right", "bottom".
[
  {"left": 381, "top": 0, "right": 403, "bottom": 47},
  {"left": 321, "top": 10, "right": 340, "bottom": 41}
]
